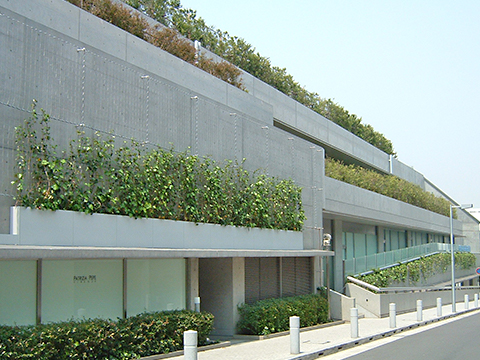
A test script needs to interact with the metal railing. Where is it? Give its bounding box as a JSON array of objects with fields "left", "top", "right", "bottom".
[{"left": 344, "top": 243, "right": 470, "bottom": 276}]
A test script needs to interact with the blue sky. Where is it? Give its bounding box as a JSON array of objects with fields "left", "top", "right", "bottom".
[{"left": 180, "top": 0, "right": 480, "bottom": 209}]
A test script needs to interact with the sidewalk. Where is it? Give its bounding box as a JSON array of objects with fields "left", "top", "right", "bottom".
[{"left": 160, "top": 301, "right": 480, "bottom": 360}]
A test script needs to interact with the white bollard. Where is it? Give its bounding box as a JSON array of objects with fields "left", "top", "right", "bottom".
[
  {"left": 475, "top": 293, "right": 479, "bottom": 308},
  {"left": 194, "top": 297, "right": 201, "bottom": 313},
  {"left": 389, "top": 303, "right": 396, "bottom": 328},
  {"left": 465, "top": 294, "right": 469, "bottom": 310},
  {"left": 437, "top": 297, "right": 442, "bottom": 317},
  {"left": 350, "top": 308, "right": 359, "bottom": 338},
  {"left": 184, "top": 330, "right": 197, "bottom": 360},
  {"left": 416, "top": 300, "right": 423, "bottom": 322},
  {"left": 289, "top": 316, "right": 300, "bottom": 354}
]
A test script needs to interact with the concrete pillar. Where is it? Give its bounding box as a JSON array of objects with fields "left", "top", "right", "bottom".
[
  {"left": 290, "top": 316, "right": 300, "bottom": 354},
  {"left": 186, "top": 258, "right": 199, "bottom": 311},
  {"left": 333, "top": 219, "right": 344, "bottom": 292},
  {"left": 199, "top": 258, "right": 245, "bottom": 336},
  {"left": 184, "top": 330, "right": 197, "bottom": 360},
  {"left": 232, "top": 257, "right": 246, "bottom": 327}
]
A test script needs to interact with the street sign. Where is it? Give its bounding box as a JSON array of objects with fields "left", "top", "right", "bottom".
[{"left": 476, "top": 267, "right": 480, "bottom": 275}]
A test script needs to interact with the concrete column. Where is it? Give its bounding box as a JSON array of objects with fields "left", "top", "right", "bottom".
[
  {"left": 290, "top": 316, "right": 300, "bottom": 354},
  {"left": 377, "top": 226, "right": 386, "bottom": 253},
  {"left": 333, "top": 219, "right": 344, "bottom": 292},
  {"left": 232, "top": 257, "right": 245, "bottom": 328},
  {"left": 184, "top": 330, "right": 197, "bottom": 360},
  {"left": 186, "top": 258, "right": 199, "bottom": 311}
]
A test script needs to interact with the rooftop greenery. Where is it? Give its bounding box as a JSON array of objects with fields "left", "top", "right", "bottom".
[
  {"left": 12, "top": 105, "right": 305, "bottom": 231},
  {"left": 325, "top": 157, "right": 454, "bottom": 218},
  {"left": 68, "top": 0, "right": 395, "bottom": 155}
]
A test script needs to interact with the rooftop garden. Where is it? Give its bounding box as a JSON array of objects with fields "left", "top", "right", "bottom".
[
  {"left": 67, "top": 0, "right": 395, "bottom": 155},
  {"left": 12, "top": 105, "right": 305, "bottom": 231},
  {"left": 325, "top": 157, "right": 454, "bottom": 218}
]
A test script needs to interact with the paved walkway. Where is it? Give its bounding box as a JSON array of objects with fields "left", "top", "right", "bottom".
[{"left": 162, "top": 301, "right": 480, "bottom": 360}]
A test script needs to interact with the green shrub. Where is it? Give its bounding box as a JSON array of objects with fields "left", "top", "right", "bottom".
[
  {"left": 353, "top": 252, "right": 476, "bottom": 288},
  {"left": 66, "top": 0, "right": 244, "bottom": 89},
  {"left": 0, "top": 310, "right": 214, "bottom": 360},
  {"left": 325, "top": 157, "right": 453, "bottom": 217},
  {"left": 13, "top": 106, "right": 305, "bottom": 231},
  {"left": 237, "top": 294, "right": 329, "bottom": 335}
]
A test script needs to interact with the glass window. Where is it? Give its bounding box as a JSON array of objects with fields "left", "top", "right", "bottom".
[
  {"left": 0, "top": 260, "right": 37, "bottom": 326},
  {"left": 127, "top": 259, "right": 186, "bottom": 317},
  {"left": 42, "top": 260, "right": 123, "bottom": 323}
]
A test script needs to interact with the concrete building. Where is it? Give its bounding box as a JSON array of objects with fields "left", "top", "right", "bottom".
[{"left": 0, "top": 0, "right": 478, "bottom": 334}]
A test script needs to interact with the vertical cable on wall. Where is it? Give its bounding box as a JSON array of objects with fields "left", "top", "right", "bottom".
[
  {"left": 191, "top": 96, "right": 199, "bottom": 155},
  {"left": 141, "top": 75, "right": 150, "bottom": 143},
  {"left": 77, "top": 47, "right": 86, "bottom": 125},
  {"left": 288, "top": 137, "right": 295, "bottom": 179},
  {"left": 230, "top": 113, "right": 237, "bottom": 162},
  {"left": 262, "top": 126, "right": 269, "bottom": 176}
]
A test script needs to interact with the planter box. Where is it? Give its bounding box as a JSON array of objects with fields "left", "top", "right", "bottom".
[{"left": 8, "top": 207, "right": 303, "bottom": 250}]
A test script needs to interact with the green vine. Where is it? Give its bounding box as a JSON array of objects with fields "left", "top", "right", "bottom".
[
  {"left": 12, "top": 105, "right": 305, "bottom": 231},
  {"left": 325, "top": 157, "right": 454, "bottom": 218},
  {"left": 353, "top": 252, "right": 476, "bottom": 288}
]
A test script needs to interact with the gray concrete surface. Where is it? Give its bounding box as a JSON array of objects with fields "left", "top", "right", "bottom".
[{"left": 161, "top": 301, "right": 480, "bottom": 360}]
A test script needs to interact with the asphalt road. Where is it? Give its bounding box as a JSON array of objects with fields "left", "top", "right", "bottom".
[{"left": 341, "top": 312, "right": 480, "bottom": 360}]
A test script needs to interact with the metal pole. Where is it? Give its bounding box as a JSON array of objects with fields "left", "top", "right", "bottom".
[
  {"left": 450, "top": 205, "right": 456, "bottom": 313},
  {"left": 475, "top": 293, "right": 479, "bottom": 308},
  {"left": 437, "top": 297, "right": 442, "bottom": 317},
  {"left": 194, "top": 297, "right": 201, "bottom": 313},
  {"left": 465, "top": 294, "right": 469, "bottom": 310},
  {"left": 290, "top": 316, "right": 300, "bottom": 354}
]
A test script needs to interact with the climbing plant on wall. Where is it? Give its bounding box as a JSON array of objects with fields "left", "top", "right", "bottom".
[{"left": 12, "top": 105, "right": 305, "bottom": 231}]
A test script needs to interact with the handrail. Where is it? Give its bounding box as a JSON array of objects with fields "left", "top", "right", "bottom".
[{"left": 344, "top": 243, "right": 469, "bottom": 276}]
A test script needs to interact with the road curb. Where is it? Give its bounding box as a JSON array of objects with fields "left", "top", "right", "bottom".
[{"left": 289, "top": 307, "right": 480, "bottom": 359}]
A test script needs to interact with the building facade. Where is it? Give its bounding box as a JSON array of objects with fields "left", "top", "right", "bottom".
[{"left": 0, "top": 0, "right": 478, "bottom": 334}]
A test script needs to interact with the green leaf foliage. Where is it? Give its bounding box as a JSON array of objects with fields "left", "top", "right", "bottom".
[
  {"left": 325, "top": 157, "right": 454, "bottom": 217},
  {"left": 353, "top": 252, "right": 476, "bottom": 288},
  {"left": 67, "top": 0, "right": 244, "bottom": 89},
  {"left": 0, "top": 310, "right": 214, "bottom": 359},
  {"left": 237, "top": 294, "right": 329, "bottom": 336},
  {"left": 127, "top": 0, "right": 396, "bottom": 155},
  {"left": 13, "top": 106, "right": 305, "bottom": 231}
]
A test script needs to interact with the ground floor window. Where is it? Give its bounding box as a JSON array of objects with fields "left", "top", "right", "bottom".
[
  {"left": 127, "top": 259, "right": 186, "bottom": 317},
  {"left": 0, "top": 260, "right": 37, "bottom": 326},
  {"left": 0, "top": 258, "right": 186, "bottom": 326},
  {"left": 42, "top": 259, "right": 123, "bottom": 323}
]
